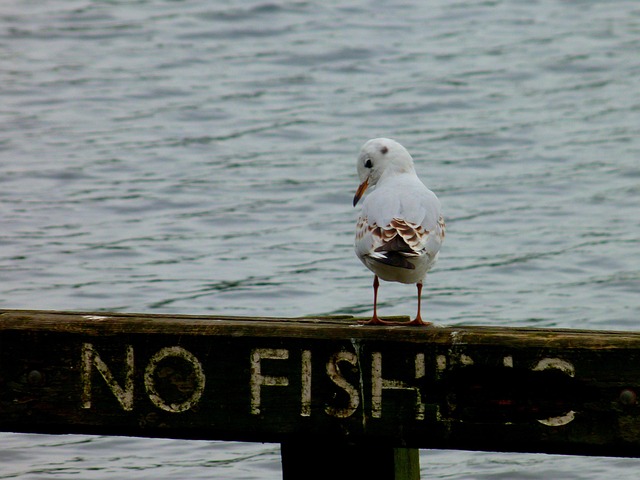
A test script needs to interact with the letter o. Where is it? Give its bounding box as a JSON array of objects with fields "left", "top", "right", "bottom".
[{"left": 144, "top": 346, "right": 206, "bottom": 413}]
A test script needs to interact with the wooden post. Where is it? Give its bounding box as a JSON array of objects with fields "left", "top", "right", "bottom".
[
  {"left": 3, "top": 308, "right": 640, "bottom": 472},
  {"left": 280, "top": 440, "right": 420, "bottom": 480}
]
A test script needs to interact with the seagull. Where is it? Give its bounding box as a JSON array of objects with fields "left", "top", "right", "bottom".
[{"left": 353, "top": 138, "right": 445, "bottom": 326}]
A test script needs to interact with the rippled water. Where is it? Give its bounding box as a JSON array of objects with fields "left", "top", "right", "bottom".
[{"left": 1, "top": 0, "right": 640, "bottom": 478}]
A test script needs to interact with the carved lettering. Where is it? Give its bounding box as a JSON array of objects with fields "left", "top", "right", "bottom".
[
  {"left": 301, "top": 350, "right": 312, "bottom": 417},
  {"left": 144, "top": 346, "right": 206, "bottom": 413},
  {"left": 533, "top": 357, "right": 576, "bottom": 426},
  {"left": 77, "top": 344, "right": 578, "bottom": 427},
  {"left": 250, "top": 348, "right": 289, "bottom": 415},
  {"left": 371, "top": 352, "right": 425, "bottom": 420},
  {"left": 325, "top": 351, "right": 360, "bottom": 418},
  {"left": 81, "top": 343, "right": 134, "bottom": 411}
]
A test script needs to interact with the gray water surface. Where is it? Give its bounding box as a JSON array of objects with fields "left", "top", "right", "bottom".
[{"left": 2, "top": 0, "right": 640, "bottom": 478}]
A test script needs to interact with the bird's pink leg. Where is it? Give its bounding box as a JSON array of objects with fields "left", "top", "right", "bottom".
[
  {"left": 407, "top": 281, "right": 432, "bottom": 326},
  {"left": 362, "top": 276, "right": 395, "bottom": 325},
  {"left": 372, "top": 275, "right": 379, "bottom": 320}
]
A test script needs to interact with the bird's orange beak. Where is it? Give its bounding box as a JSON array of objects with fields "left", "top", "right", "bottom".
[{"left": 353, "top": 178, "right": 369, "bottom": 207}]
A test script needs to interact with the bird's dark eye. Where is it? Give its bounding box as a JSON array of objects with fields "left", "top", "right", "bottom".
[{"left": 364, "top": 159, "right": 373, "bottom": 168}]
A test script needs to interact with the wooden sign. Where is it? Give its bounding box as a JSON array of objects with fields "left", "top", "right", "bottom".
[{"left": 2, "top": 310, "right": 640, "bottom": 458}]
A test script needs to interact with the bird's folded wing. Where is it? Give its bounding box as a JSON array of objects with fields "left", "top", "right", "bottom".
[{"left": 356, "top": 217, "right": 433, "bottom": 270}]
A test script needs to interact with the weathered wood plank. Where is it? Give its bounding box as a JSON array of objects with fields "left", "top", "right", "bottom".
[{"left": 2, "top": 309, "right": 640, "bottom": 458}]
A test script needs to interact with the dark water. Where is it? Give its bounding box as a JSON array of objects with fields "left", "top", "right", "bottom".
[{"left": 1, "top": 0, "right": 640, "bottom": 478}]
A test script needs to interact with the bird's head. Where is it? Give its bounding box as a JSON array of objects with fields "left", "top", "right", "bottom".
[{"left": 353, "top": 137, "right": 415, "bottom": 207}]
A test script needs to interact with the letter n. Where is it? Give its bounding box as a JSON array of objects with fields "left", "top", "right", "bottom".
[{"left": 81, "top": 343, "right": 134, "bottom": 411}]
